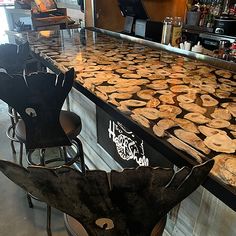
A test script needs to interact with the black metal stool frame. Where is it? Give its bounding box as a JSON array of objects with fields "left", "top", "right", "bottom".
[
  {"left": 0, "top": 42, "right": 30, "bottom": 156},
  {"left": 0, "top": 68, "right": 85, "bottom": 236},
  {"left": 0, "top": 160, "right": 214, "bottom": 236},
  {"left": 27, "top": 138, "right": 85, "bottom": 236}
]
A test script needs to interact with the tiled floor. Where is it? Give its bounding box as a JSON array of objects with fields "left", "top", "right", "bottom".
[{"left": 0, "top": 101, "right": 67, "bottom": 236}]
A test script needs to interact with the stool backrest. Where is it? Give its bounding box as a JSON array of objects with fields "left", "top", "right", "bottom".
[
  {"left": 0, "top": 42, "right": 30, "bottom": 75},
  {"left": 0, "top": 68, "right": 75, "bottom": 149},
  {"left": 0, "top": 159, "right": 214, "bottom": 236}
]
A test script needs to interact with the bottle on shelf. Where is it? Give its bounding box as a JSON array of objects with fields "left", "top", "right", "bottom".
[
  {"left": 229, "top": 3, "right": 236, "bottom": 16},
  {"left": 171, "top": 17, "right": 182, "bottom": 47},
  {"left": 218, "top": 39, "right": 231, "bottom": 59},
  {"left": 161, "top": 17, "right": 173, "bottom": 45},
  {"left": 206, "top": 8, "right": 214, "bottom": 28},
  {"left": 196, "top": 0, "right": 223, "bottom": 27},
  {"left": 198, "top": 1, "right": 205, "bottom": 26},
  {"left": 212, "top": 0, "right": 223, "bottom": 16},
  {"left": 230, "top": 40, "right": 236, "bottom": 62},
  {"left": 222, "top": 0, "right": 230, "bottom": 15}
]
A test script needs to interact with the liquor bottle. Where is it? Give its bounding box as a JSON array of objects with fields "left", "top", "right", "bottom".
[
  {"left": 199, "top": 2, "right": 207, "bottom": 26},
  {"left": 206, "top": 13, "right": 214, "bottom": 27},
  {"left": 206, "top": 0, "right": 215, "bottom": 27},
  {"left": 161, "top": 17, "right": 173, "bottom": 45},
  {"left": 203, "top": 1, "right": 211, "bottom": 26},
  {"left": 171, "top": 17, "right": 182, "bottom": 47},
  {"left": 222, "top": 0, "right": 230, "bottom": 15},
  {"left": 212, "top": 0, "right": 222, "bottom": 16},
  {"left": 229, "top": 3, "right": 236, "bottom": 16},
  {"left": 230, "top": 40, "right": 236, "bottom": 61}
]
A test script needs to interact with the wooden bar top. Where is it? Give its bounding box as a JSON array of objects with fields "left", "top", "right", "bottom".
[{"left": 16, "top": 28, "right": 236, "bottom": 206}]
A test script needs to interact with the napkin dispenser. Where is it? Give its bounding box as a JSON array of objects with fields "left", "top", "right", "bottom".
[{"left": 135, "top": 19, "right": 163, "bottom": 42}]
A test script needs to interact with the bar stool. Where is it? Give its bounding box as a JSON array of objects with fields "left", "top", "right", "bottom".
[
  {"left": 0, "top": 160, "right": 214, "bottom": 236},
  {"left": 0, "top": 68, "right": 85, "bottom": 235},
  {"left": 0, "top": 42, "right": 30, "bottom": 154},
  {"left": 0, "top": 42, "right": 29, "bottom": 74}
]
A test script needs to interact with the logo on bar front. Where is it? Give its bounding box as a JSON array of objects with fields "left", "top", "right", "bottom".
[{"left": 108, "top": 120, "right": 149, "bottom": 166}]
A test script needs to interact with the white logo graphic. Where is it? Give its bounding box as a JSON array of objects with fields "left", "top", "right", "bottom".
[{"left": 108, "top": 120, "right": 149, "bottom": 166}]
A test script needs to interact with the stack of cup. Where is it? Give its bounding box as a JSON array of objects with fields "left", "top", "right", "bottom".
[
  {"left": 191, "top": 41, "right": 203, "bottom": 53},
  {"left": 180, "top": 41, "right": 191, "bottom": 51}
]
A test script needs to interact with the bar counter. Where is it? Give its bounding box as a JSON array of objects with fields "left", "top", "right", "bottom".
[{"left": 11, "top": 28, "right": 236, "bottom": 211}]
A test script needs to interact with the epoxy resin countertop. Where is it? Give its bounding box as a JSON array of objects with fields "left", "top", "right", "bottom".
[{"left": 19, "top": 28, "right": 236, "bottom": 200}]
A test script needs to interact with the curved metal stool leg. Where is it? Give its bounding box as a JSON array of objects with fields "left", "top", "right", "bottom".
[
  {"left": 40, "top": 149, "right": 46, "bottom": 166},
  {"left": 9, "top": 106, "right": 16, "bottom": 153},
  {"left": 73, "top": 137, "right": 86, "bottom": 174},
  {"left": 19, "top": 143, "right": 24, "bottom": 166},
  {"left": 47, "top": 205, "right": 52, "bottom": 236},
  {"left": 6, "top": 124, "right": 16, "bottom": 154},
  {"left": 27, "top": 193, "right": 34, "bottom": 208},
  {"left": 63, "top": 146, "right": 68, "bottom": 162},
  {"left": 26, "top": 150, "right": 34, "bottom": 208},
  {"left": 10, "top": 140, "right": 16, "bottom": 154},
  {"left": 6, "top": 106, "right": 19, "bottom": 154}
]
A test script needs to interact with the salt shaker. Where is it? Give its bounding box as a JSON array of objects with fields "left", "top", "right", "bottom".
[{"left": 161, "top": 17, "right": 173, "bottom": 45}]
